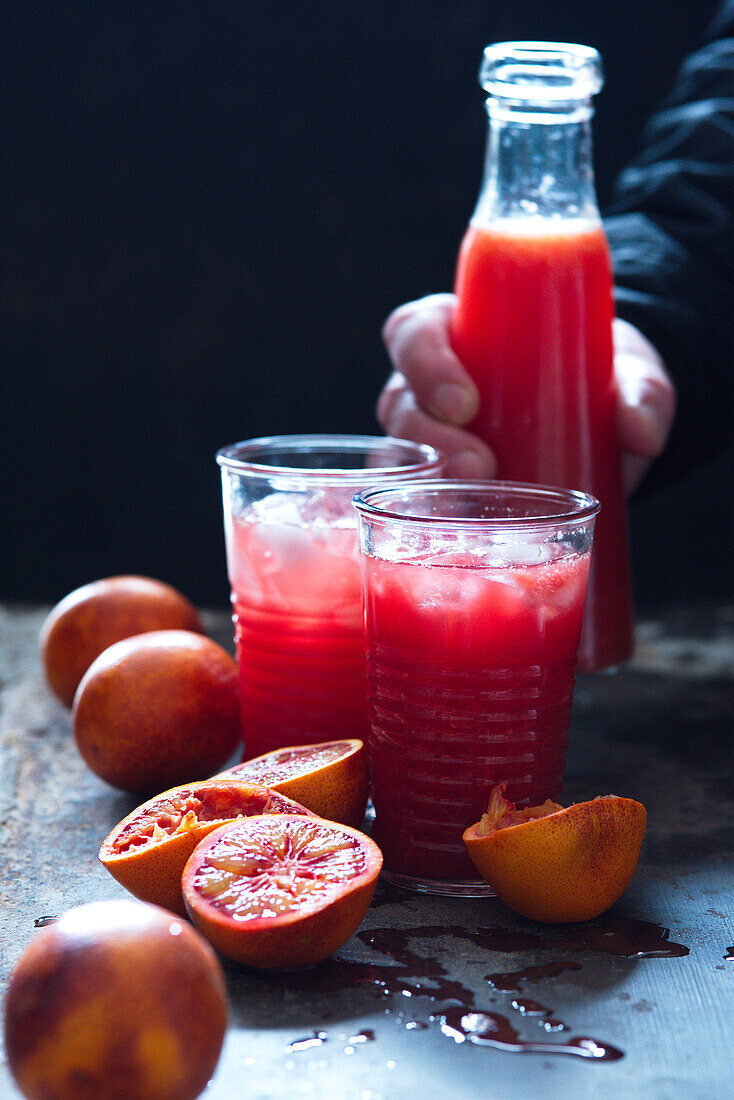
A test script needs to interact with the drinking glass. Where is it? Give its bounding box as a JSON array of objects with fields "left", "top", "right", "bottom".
[
  {"left": 216, "top": 435, "right": 443, "bottom": 759},
  {"left": 353, "top": 479, "right": 599, "bottom": 895}
]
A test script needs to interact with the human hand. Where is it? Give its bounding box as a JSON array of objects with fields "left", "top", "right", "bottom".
[{"left": 377, "top": 294, "right": 676, "bottom": 493}]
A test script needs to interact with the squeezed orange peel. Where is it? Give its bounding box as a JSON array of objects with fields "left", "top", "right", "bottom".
[{"left": 464, "top": 782, "right": 647, "bottom": 924}]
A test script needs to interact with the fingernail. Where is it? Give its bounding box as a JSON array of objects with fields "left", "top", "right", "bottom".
[
  {"left": 431, "top": 383, "right": 476, "bottom": 425},
  {"left": 449, "top": 450, "right": 485, "bottom": 479}
]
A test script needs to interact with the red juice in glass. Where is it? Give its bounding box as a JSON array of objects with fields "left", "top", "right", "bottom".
[
  {"left": 216, "top": 435, "right": 443, "bottom": 759},
  {"left": 354, "top": 480, "right": 599, "bottom": 895},
  {"left": 450, "top": 42, "right": 634, "bottom": 671},
  {"left": 228, "top": 508, "right": 367, "bottom": 752}
]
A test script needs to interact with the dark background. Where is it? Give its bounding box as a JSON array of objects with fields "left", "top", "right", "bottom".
[{"left": 3, "top": 1, "right": 730, "bottom": 612}]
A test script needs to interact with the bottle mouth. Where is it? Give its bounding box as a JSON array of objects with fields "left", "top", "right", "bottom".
[{"left": 480, "top": 41, "right": 603, "bottom": 103}]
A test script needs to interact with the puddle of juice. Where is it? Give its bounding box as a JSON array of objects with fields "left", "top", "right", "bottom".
[
  {"left": 263, "top": 918, "right": 689, "bottom": 1062},
  {"left": 468, "top": 918, "right": 689, "bottom": 958},
  {"left": 289, "top": 1031, "right": 328, "bottom": 1052},
  {"left": 440, "top": 1008, "right": 623, "bottom": 1060},
  {"left": 509, "top": 998, "right": 565, "bottom": 1032},
  {"left": 486, "top": 961, "right": 583, "bottom": 992},
  {"left": 289, "top": 1029, "right": 375, "bottom": 1053}
]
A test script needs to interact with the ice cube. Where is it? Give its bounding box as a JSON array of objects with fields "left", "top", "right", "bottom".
[
  {"left": 298, "top": 486, "right": 356, "bottom": 527},
  {"left": 230, "top": 505, "right": 361, "bottom": 614},
  {"left": 248, "top": 491, "right": 309, "bottom": 528}
]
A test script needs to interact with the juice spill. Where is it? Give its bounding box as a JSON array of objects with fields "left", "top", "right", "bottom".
[
  {"left": 486, "top": 962, "right": 583, "bottom": 992},
  {"left": 289, "top": 1032, "right": 328, "bottom": 1052},
  {"left": 476, "top": 919, "right": 688, "bottom": 958},
  {"left": 250, "top": 918, "right": 688, "bottom": 1061},
  {"left": 440, "top": 1007, "right": 623, "bottom": 1060}
]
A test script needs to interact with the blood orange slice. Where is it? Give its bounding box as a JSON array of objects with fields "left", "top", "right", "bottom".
[
  {"left": 463, "top": 782, "right": 647, "bottom": 923},
  {"left": 216, "top": 738, "right": 369, "bottom": 827},
  {"left": 181, "top": 814, "right": 383, "bottom": 969},
  {"left": 100, "top": 780, "right": 314, "bottom": 916}
]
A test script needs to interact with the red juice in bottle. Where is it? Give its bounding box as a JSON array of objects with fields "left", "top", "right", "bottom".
[{"left": 450, "top": 43, "right": 634, "bottom": 670}]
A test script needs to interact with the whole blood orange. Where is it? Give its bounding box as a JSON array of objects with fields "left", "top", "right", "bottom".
[
  {"left": 182, "top": 814, "right": 383, "bottom": 969},
  {"left": 40, "top": 576, "right": 204, "bottom": 708},
  {"left": 72, "top": 630, "right": 239, "bottom": 794},
  {"left": 463, "top": 783, "right": 647, "bottom": 923},
  {"left": 4, "top": 899, "right": 227, "bottom": 1100},
  {"left": 100, "top": 779, "right": 315, "bottom": 916},
  {"left": 217, "top": 739, "right": 369, "bottom": 827}
]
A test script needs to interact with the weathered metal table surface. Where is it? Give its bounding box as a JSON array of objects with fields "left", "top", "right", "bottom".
[{"left": 1, "top": 602, "right": 733, "bottom": 1099}]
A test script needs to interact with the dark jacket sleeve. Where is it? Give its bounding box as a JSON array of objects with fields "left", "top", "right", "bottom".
[{"left": 603, "top": 0, "right": 734, "bottom": 488}]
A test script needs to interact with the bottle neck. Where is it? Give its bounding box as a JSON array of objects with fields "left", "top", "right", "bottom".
[{"left": 472, "top": 104, "right": 600, "bottom": 227}]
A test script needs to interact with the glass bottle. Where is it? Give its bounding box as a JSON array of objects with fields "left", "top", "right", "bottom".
[{"left": 450, "top": 41, "right": 633, "bottom": 671}]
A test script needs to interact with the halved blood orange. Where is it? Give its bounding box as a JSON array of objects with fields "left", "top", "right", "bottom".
[
  {"left": 100, "top": 780, "right": 314, "bottom": 917},
  {"left": 463, "top": 782, "right": 647, "bottom": 924},
  {"left": 181, "top": 814, "right": 383, "bottom": 969},
  {"left": 216, "top": 739, "right": 369, "bottom": 827}
]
